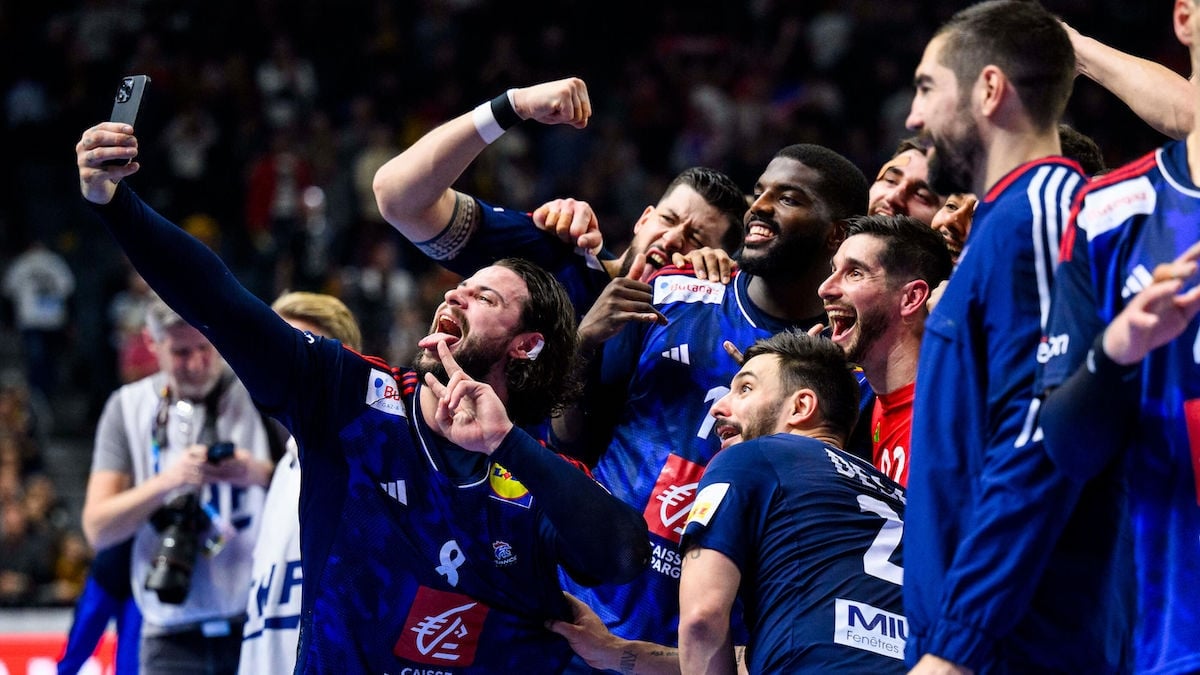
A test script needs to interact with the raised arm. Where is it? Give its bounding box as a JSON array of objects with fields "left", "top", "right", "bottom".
[
  {"left": 1065, "top": 21, "right": 1195, "bottom": 139},
  {"left": 77, "top": 123, "right": 301, "bottom": 412},
  {"left": 372, "top": 78, "right": 591, "bottom": 243}
]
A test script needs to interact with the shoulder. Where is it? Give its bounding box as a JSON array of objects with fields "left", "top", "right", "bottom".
[{"left": 1074, "top": 148, "right": 1167, "bottom": 240}]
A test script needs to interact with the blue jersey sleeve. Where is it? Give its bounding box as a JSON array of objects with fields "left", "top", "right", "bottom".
[
  {"left": 89, "top": 184, "right": 366, "bottom": 435},
  {"left": 680, "top": 444, "right": 767, "bottom": 570},
  {"left": 414, "top": 195, "right": 613, "bottom": 314}
]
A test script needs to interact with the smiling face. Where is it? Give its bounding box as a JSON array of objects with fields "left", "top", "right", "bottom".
[
  {"left": 930, "top": 192, "right": 977, "bottom": 263},
  {"left": 868, "top": 149, "right": 943, "bottom": 225},
  {"left": 906, "top": 34, "right": 982, "bottom": 196},
  {"left": 709, "top": 354, "right": 792, "bottom": 450},
  {"left": 738, "top": 157, "right": 834, "bottom": 278},
  {"left": 818, "top": 234, "right": 900, "bottom": 365},
  {"left": 414, "top": 265, "right": 532, "bottom": 383},
  {"left": 621, "top": 184, "right": 733, "bottom": 278}
]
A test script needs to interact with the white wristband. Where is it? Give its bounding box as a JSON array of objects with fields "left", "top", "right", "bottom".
[{"left": 473, "top": 101, "right": 505, "bottom": 144}]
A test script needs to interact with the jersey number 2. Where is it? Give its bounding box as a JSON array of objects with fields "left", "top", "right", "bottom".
[{"left": 858, "top": 495, "right": 903, "bottom": 585}]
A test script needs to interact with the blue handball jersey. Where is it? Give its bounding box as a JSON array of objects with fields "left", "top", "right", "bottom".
[
  {"left": 562, "top": 267, "right": 821, "bottom": 646},
  {"left": 1042, "top": 139, "right": 1200, "bottom": 674},
  {"left": 907, "top": 158, "right": 1131, "bottom": 672},
  {"left": 681, "top": 434, "right": 907, "bottom": 674},
  {"left": 414, "top": 195, "right": 614, "bottom": 319},
  {"left": 287, "top": 356, "right": 575, "bottom": 674}
]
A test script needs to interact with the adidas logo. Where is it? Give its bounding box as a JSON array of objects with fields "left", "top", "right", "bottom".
[
  {"left": 380, "top": 479, "right": 407, "bottom": 505},
  {"left": 1122, "top": 265, "right": 1154, "bottom": 299},
  {"left": 662, "top": 344, "right": 690, "bottom": 365}
]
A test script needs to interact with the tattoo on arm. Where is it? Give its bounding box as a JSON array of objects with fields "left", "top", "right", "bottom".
[{"left": 619, "top": 650, "right": 637, "bottom": 675}]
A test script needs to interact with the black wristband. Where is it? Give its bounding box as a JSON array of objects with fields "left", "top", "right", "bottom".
[
  {"left": 1086, "top": 331, "right": 1140, "bottom": 381},
  {"left": 489, "top": 91, "right": 522, "bottom": 130}
]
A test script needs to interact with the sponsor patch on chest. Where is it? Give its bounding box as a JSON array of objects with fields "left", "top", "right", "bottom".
[
  {"left": 644, "top": 454, "right": 706, "bottom": 542},
  {"left": 366, "top": 368, "right": 406, "bottom": 417},
  {"left": 653, "top": 275, "right": 725, "bottom": 305},
  {"left": 1079, "top": 177, "right": 1156, "bottom": 240},
  {"left": 394, "top": 586, "right": 489, "bottom": 667}
]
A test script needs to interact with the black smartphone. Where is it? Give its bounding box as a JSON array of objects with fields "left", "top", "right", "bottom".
[
  {"left": 103, "top": 74, "right": 150, "bottom": 166},
  {"left": 206, "top": 442, "right": 235, "bottom": 464}
]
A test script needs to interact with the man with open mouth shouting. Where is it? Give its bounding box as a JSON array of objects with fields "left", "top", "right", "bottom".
[{"left": 818, "top": 214, "right": 951, "bottom": 486}]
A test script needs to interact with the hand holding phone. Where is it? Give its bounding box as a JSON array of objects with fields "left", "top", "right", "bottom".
[{"left": 103, "top": 75, "right": 150, "bottom": 166}]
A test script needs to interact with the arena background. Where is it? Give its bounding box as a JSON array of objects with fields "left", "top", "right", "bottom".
[{"left": 0, "top": 0, "right": 1186, "bottom": 663}]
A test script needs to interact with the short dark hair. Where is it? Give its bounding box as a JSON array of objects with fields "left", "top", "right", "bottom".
[
  {"left": 494, "top": 258, "right": 581, "bottom": 426},
  {"left": 1058, "top": 123, "right": 1106, "bottom": 176},
  {"left": 843, "top": 214, "right": 953, "bottom": 289},
  {"left": 742, "top": 330, "right": 860, "bottom": 443},
  {"left": 773, "top": 144, "right": 869, "bottom": 222},
  {"left": 892, "top": 136, "right": 928, "bottom": 159},
  {"left": 937, "top": 0, "right": 1075, "bottom": 130},
  {"left": 663, "top": 167, "right": 747, "bottom": 252}
]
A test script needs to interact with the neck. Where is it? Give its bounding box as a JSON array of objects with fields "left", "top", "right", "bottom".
[
  {"left": 978, "top": 125, "right": 1062, "bottom": 196},
  {"left": 861, "top": 329, "right": 922, "bottom": 396},
  {"left": 746, "top": 269, "right": 828, "bottom": 321},
  {"left": 786, "top": 426, "right": 843, "bottom": 450}
]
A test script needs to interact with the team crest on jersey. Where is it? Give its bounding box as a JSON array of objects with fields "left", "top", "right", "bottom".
[
  {"left": 1079, "top": 176, "right": 1156, "bottom": 240},
  {"left": 653, "top": 275, "right": 725, "bottom": 306},
  {"left": 492, "top": 540, "right": 518, "bottom": 567},
  {"left": 644, "top": 454, "right": 706, "bottom": 542},
  {"left": 488, "top": 463, "right": 533, "bottom": 508},
  {"left": 685, "top": 482, "right": 729, "bottom": 528},
  {"left": 394, "top": 586, "right": 489, "bottom": 666},
  {"left": 366, "top": 368, "right": 406, "bottom": 417}
]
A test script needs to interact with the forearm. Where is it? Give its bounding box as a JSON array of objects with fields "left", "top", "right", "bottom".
[
  {"left": 678, "top": 615, "right": 735, "bottom": 675},
  {"left": 88, "top": 184, "right": 297, "bottom": 410},
  {"left": 372, "top": 111, "right": 488, "bottom": 241},
  {"left": 83, "top": 472, "right": 180, "bottom": 549},
  {"left": 608, "top": 640, "right": 680, "bottom": 675},
  {"left": 1041, "top": 331, "right": 1139, "bottom": 480},
  {"left": 1073, "top": 32, "right": 1193, "bottom": 139},
  {"left": 490, "top": 428, "right": 649, "bottom": 584}
]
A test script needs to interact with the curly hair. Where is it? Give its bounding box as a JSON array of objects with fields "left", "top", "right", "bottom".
[{"left": 494, "top": 258, "right": 582, "bottom": 427}]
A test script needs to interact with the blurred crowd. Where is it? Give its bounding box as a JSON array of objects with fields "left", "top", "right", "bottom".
[{"left": 0, "top": 0, "right": 1187, "bottom": 607}]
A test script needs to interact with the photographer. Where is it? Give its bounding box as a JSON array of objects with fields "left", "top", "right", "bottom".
[{"left": 81, "top": 297, "right": 275, "bottom": 675}]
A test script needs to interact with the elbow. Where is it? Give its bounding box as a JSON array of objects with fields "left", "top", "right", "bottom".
[
  {"left": 608, "top": 510, "right": 651, "bottom": 584},
  {"left": 81, "top": 511, "right": 111, "bottom": 551},
  {"left": 678, "top": 606, "right": 729, "bottom": 654},
  {"left": 566, "top": 513, "right": 650, "bottom": 587},
  {"left": 610, "top": 531, "right": 651, "bottom": 586},
  {"left": 371, "top": 169, "right": 402, "bottom": 226}
]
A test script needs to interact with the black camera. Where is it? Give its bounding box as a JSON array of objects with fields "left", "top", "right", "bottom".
[
  {"left": 143, "top": 443, "right": 233, "bottom": 604},
  {"left": 144, "top": 492, "right": 209, "bottom": 604}
]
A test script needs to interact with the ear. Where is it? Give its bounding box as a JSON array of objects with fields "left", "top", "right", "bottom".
[
  {"left": 826, "top": 220, "right": 847, "bottom": 254},
  {"left": 508, "top": 331, "right": 546, "bottom": 362},
  {"left": 785, "top": 388, "right": 821, "bottom": 430},
  {"left": 977, "top": 65, "right": 1006, "bottom": 118},
  {"left": 1177, "top": 0, "right": 1196, "bottom": 47},
  {"left": 898, "top": 279, "right": 931, "bottom": 318},
  {"left": 631, "top": 205, "right": 656, "bottom": 234}
]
